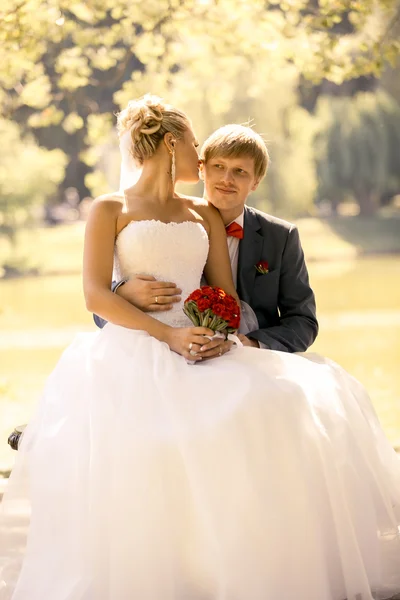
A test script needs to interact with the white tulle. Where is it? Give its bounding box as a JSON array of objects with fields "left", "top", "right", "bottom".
[
  {"left": 1, "top": 220, "right": 400, "bottom": 600},
  {"left": 119, "top": 129, "right": 142, "bottom": 191}
]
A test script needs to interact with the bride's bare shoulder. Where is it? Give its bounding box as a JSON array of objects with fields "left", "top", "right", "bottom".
[
  {"left": 180, "top": 195, "right": 220, "bottom": 221},
  {"left": 179, "top": 196, "right": 222, "bottom": 235},
  {"left": 88, "top": 192, "right": 125, "bottom": 219},
  {"left": 178, "top": 194, "right": 206, "bottom": 208}
]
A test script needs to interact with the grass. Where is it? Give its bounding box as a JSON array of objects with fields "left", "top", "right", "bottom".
[
  {"left": 0, "top": 274, "right": 91, "bottom": 330},
  {"left": 297, "top": 213, "right": 400, "bottom": 261},
  {"left": 0, "top": 221, "right": 85, "bottom": 277},
  {"left": 324, "top": 214, "right": 400, "bottom": 255},
  {"left": 0, "top": 213, "right": 399, "bottom": 276},
  {"left": 0, "top": 216, "right": 400, "bottom": 470}
]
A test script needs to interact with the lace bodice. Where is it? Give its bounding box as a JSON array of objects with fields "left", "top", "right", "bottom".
[{"left": 114, "top": 220, "right": 209, "bottom": 327}]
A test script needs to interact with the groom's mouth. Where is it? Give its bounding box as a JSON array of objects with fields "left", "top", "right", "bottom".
[{"left": 215, "top": 186, "right": 236, "bottom": 195}]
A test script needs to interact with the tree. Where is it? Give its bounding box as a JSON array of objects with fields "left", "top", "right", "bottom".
[
  {"left": 0, "top": 119, "right": 67, "bottom": 243},
  {"left": 0, "top": 0, "right": 399, "bottom": 199},
  {"left": 314, "top": 90, "right": 400, "bottom": 215}
]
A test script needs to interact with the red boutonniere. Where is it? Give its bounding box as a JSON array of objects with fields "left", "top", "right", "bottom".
[{"left": 255, "top": 260, "right": 269, "bottom": 274}]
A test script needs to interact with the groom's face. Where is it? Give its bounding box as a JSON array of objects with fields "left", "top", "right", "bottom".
[{"left": 201, "top": 155, "right": 260, "bottom": 213}]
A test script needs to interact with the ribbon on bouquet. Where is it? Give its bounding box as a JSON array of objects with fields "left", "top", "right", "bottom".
[
  {"left": 205, "top": 331, "right": 243, "bottom": 348},
  {"left": 226, "top": 332, "right": 243, "bottom": 347}
]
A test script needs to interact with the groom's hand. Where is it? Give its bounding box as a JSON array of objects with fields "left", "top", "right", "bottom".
[
  {"left": 197, "top": 338, "right": 234, "bottom": 360},
  {"left": 238, "top": 334, "right": 260, "bottom": 348},
  {"left": 116, "top": 275, "right": 182, "bottom": 312}
]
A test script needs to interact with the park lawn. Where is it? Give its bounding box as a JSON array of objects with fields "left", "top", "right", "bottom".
[
  {"left": 298, "top": 213, "right": 400, "bottom": 260},
  {"left": 0, "top": 274, "right": 91, "bottom": 330},
  {"left": 0, "top": 221, "right": 85, "bottom": 277},
  {"left": 0, "top": 213, "right": 400, "bottom": 277}
]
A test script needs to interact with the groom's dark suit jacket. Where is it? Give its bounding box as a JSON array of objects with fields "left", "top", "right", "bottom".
[
  {"left": 93, "top": 205, "right": 318, "bottom": 353},
  {"left": 238, "top": 205, "right": 317, "bottom": 352}
]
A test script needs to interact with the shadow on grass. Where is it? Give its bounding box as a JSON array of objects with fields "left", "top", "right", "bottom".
[{"left": 324, "top": 214, "right": 400, "bottom": 255}]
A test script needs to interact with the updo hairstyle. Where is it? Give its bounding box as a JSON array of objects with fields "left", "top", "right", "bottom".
[{"left": 117, "top": 94, "right": 190, "bottom": 164}]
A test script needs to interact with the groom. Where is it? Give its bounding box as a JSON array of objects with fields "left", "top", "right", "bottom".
[{"left": 94, "top": 124, "right": 318, "bottom": 357}]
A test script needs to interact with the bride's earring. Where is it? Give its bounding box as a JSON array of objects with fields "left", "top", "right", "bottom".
[{"left": 171, "top": 148, "right": 176, "bottom": 185}]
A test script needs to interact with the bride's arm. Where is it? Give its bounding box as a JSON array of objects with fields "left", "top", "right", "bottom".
[
  {"left": 83, "top": 196, "right": 212, "bottom": 357},
  {"left": 201, "top": 204, "right": 239, "bottom": 304},
  {"left": 83, "top": 196, "right": 169, "bottom": 339}
]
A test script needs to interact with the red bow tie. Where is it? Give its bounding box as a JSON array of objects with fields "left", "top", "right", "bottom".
[{"left": 225, "top": 222, "right": 244, "bottom": 239}]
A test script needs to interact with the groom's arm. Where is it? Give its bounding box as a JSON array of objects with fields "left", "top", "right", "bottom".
[
  {"left": 92, "top": 276, "right": 182, "bottom": 328},
  {"left": 248, "top": 226, "right": 318, "bottom": 352},
  {"left": 93, "top": 280, "right": 125, "bottom": 328}
]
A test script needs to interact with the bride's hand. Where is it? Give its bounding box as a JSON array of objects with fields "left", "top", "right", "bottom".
[{"left": 164, "top": 326, "right": 215, "bottom": 361}]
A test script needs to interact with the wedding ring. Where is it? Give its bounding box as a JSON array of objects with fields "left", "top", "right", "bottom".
[
  {"left": 155, "top": 296, "right": 159, "bottom": 304},
  {"left": 189, "top": 343, "right": 193, "bottom": 351},
  {"left": 189, "top": 350, "right": 197, "bottom": 357},
  {"left": 219, "top": 347, "right": 223, "bottom": 356}
]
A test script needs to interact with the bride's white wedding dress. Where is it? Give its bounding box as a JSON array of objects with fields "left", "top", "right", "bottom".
[{"left": 1, "top": 220, "right": 400, "bottom": 600}]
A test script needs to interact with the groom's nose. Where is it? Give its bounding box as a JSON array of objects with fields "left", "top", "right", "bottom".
[{"left": 220, "top": 169, "right": 235, "bottom": 185}]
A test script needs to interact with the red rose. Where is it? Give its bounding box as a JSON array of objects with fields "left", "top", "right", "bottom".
[
  {"left": 201, "top": 286, "right": 214, "bottom": 296},
  {"left": 225, "top": 298, "right": 236, "bottom": 311},
  {"left": 229, "top": 316, "right": 240, "bottom": 329},
  {"left": 212, "top": 303, "right": 226, "bottom": 317},
  {"left": 186, "top": 289, "right": 202, "bottom": 302},
  {"left": 197, "top": 298, "right": 211, "bottom": 312}
]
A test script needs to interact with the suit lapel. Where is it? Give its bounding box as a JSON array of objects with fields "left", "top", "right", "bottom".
[{"left": 237, "top": 206, "right": 263, "bottom": 303}]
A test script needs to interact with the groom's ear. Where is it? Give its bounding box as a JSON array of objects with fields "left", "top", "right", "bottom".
[
  {"left": 251, "top": 178, "right": 261, "bottom": 192},
  {"left": 199, "top": 159, "right": 205, "bottom": 180}
]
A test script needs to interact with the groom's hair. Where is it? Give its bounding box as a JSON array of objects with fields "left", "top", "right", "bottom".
[{"left": 200, "top": 124, "right": 269, "bottom": 181}]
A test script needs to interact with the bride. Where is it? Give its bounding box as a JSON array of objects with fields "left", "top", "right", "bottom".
[{"left": 1, "top": 94, "right": 400, "bottom": 600}]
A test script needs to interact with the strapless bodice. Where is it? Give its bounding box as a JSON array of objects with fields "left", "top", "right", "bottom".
[{"left": 113, "top": 220, "right": 209, "bottom": 327}]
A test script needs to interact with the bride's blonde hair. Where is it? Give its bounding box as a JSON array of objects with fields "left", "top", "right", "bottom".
[{"left": 117, "top": 94, "right": 191, "bottom": 164}]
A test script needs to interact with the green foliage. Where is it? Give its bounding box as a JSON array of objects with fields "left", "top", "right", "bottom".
[
  {"left": 1, "top": 0, "right": 399, "bottom": 119},
  {"left": 84, "top": 170, "right": 111, "bottom": 198},
  {"left": 314, "top": 91, "right": 400, "bottom": 214},
  {"left": 0, "top": 119, "right": 67, "bottom": 243},
  {"left": 0, "top": 0, "right": 399, "bottom": 211},
  {"left": 265, "top": 106, "right": 318, "bottom": 217}
]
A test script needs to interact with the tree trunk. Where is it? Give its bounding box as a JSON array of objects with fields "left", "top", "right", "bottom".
[
  {"left": 356, "top": 190, "right": 378, "bottom": 215},
  {"left": 61, "top": 148, "right": 91, "bottom": 202},
  {"left": 329, "top": 196, "right": 340, "bottom": 215}
]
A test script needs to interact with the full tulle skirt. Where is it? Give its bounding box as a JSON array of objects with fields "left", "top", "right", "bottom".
[{"left": 1, "top": 323, "right": 400, "bottom": 600}]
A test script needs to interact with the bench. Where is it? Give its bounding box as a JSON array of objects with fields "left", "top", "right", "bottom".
[{"left": 7, "top": 425, "right": 26, "bottom": 451}]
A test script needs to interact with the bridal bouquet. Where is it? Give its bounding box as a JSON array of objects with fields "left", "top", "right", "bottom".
[{"left": 183, "top": 286, "right": 240, "bottom": 334}]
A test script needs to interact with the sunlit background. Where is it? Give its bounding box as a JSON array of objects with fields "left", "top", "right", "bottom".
[{"left": 1, "top": 0, "right": 400, "bottom": 472}]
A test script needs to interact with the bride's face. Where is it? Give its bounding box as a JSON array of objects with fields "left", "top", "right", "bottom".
[{"left": 175, "top": 128, "right": 200, "bottom": 183}]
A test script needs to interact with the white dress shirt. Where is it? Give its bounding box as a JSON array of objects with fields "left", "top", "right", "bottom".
[{"left": 226, "top": 212, "right": 244, "bottom": 289}]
